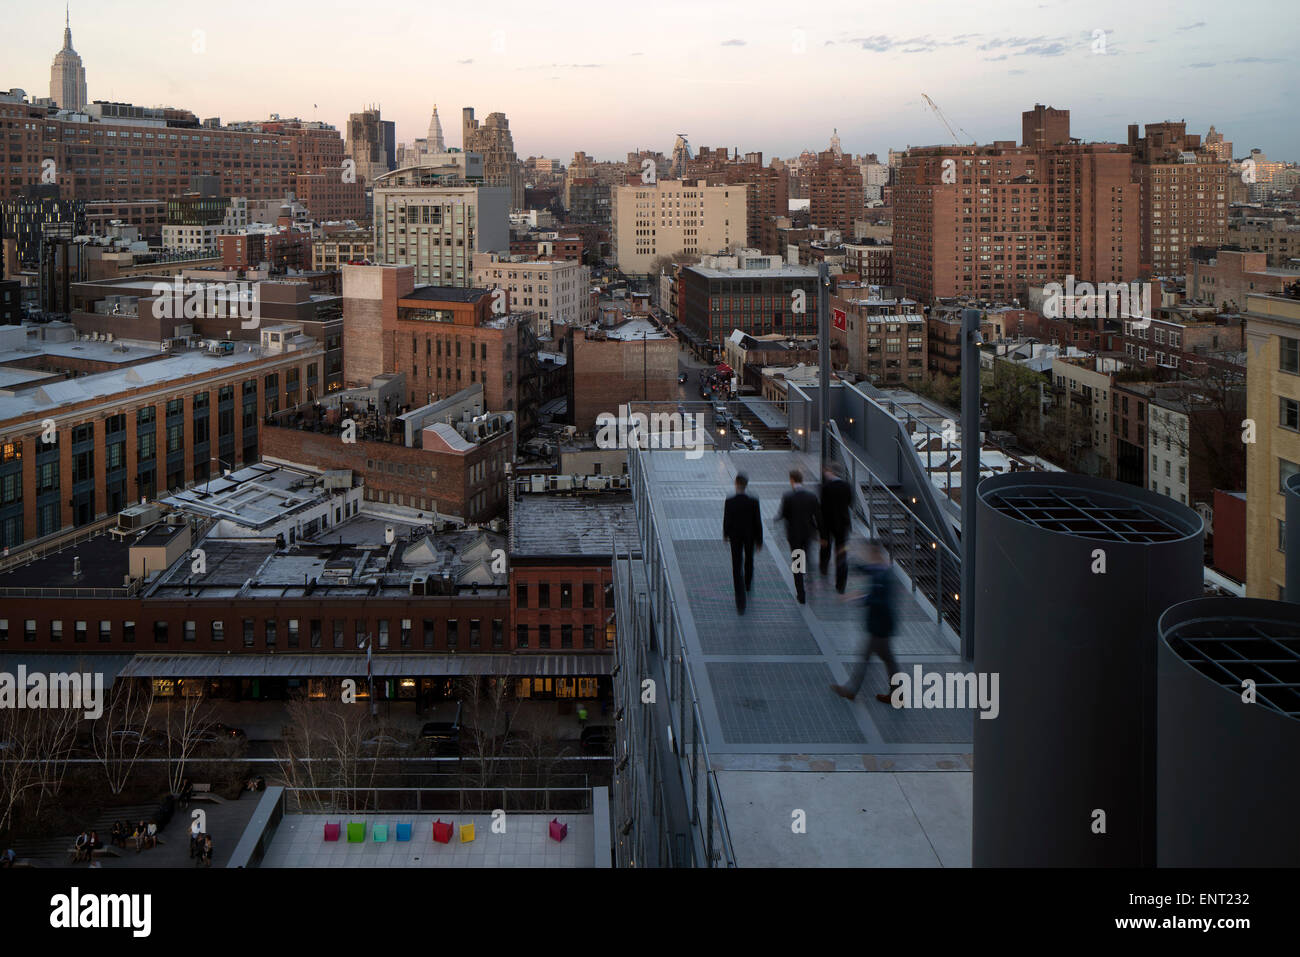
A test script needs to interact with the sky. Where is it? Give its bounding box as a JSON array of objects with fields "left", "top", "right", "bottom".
[{"left": 11, "top": 0, "right": 1298, "bottom": 163}]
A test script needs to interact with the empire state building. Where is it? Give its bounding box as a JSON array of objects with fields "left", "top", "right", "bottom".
[{"left": 49, "top": 8, "right": 88, "bottom": 112}]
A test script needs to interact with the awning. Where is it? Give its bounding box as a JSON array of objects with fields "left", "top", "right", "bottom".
[
  {"left": 0, "top": 654, "right": 136, "bottom": 687},
  {"left": 116, "top": 653, "right": 613, "bottom": 680}
]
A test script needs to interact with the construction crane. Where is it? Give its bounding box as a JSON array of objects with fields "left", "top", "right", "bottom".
[{"left": 921, "top": 93, "right": 975, "bottom": 146}]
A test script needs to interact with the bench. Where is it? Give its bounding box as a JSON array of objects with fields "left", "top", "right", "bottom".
[{"left": 190, "top": 783, "right": 223, "bottom": 804}]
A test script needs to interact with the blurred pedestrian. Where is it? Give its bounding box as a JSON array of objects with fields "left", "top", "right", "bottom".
[
  {"left": 831, "top": 539, "right": 900, "bottom": 704},
  {"left": 819, "top": 464, "right": 852, "bottom": 593}
]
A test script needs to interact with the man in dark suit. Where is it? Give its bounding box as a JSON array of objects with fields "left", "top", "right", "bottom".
[
  {"left": 819, "top": 464, "right": 852, "bottom": 593},
  {"left": 776, "top": 468, "right": 820, "bottom": 604},
  {"left": 723, "top": 473, "right": 763, "bottom": 614}
]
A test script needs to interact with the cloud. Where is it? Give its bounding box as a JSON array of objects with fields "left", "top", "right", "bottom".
[
  {"left": 849, "top": 35, "right": 895, "bottom": 51},
  {"left": 1008, "top": 69, "right": 1027, "bottom": 75},
  {"left": 977, "top": 33, "right": 1071, "bottom": 57},
  {"left": 721, "top": 38, "right": 746, "bottom": 47},
  {"left": 523, "top": 63, "right": 604, "bottom": 69},
  {"left": 1229, "top": 56, "right": 1282, "bottom": 64},
  {"left": 1177, "top": 21, "right": 1207, "bottom": 31},
  {"left": 1189, "top": 61, "right": 1216, "bottom": 68},
  {"left": 457, "top": 58, "right": 473, "bottom": 64}
]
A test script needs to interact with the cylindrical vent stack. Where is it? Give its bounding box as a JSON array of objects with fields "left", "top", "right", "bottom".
[
  {"left": 973, "top": 473, "right": 1203, "bottom": 867},
  {"left": 1285, "top": 473, "right": 1300, "bottom": 602},
  {"left": 1157, "top": 597, "right": 1300, "bottom": 866}
]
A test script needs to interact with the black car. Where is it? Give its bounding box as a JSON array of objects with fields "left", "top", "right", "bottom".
[
  {"left": 419, "top": 702, "right": 463, "bottom": 755},
  {"left": 580, "top": 725, "right": 614, "bottom": 755}
]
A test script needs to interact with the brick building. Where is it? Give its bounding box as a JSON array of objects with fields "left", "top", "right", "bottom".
[
  {"left": 808, "top": 150, "right": 864, "bottom": 236},
  {"left": 218, "top": 228, "right": 312, "bottom": 271},
  {"left": 686, "top": 147, "right": 789, "bottom": 254},
  {"left": 678, "top": 263, "right": 819, "bottom": 354},
  {"left": 830, "top": 285, "right": 926, "bottom": 384},
  {"left": 570, "top": 315, "right": 676, "bottom": 432},
  {"left": 1187, "top": 247, "right": 1298, "bottom": 312}
]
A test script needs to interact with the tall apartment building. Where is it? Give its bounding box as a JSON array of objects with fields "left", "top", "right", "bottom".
[
  {"left": 1, "top": 185, "right": 86, "bottom": 267},
  {"left": 372, "top": 167, "right": 510, "bottom": 287},
  {"left": 808, "top": 150, "right": 864, "bottom": 235},
  {"left": 611, "top": 180, "right": 746, "bottom": 276},
  {"left": 843, "top": 240, "right": 893, "bottom": 285},
  {"left": 49, "top": 11, "right": 88, "bottom": 112},
  {"left": 472, "top": 252, "right": 593, "bottom": 334},
  {"left": 1244, "top": 292, "right": 1300, "bottom": 598},
  {"left": 1203, "top": 126, "right": 1233, "bottom": 163},
  {"left": 686, "top": 147, "right": 789, "bottom": 254},
  {"left": 345, "top": 108, "right": 391, "bottom": 186},
  {"left": 1128, "top": 121, "right": 1229, "bottom": 275},
  {"left": 894, "top": 107, "right": 1138, "bottom": 303},
  {"left": 462, "top": 108, "right": 524, "bottom": 210},
  {"left": 341, "top": 264, "right": 540, "bottom": 432},
  {"left": 830, "top": 285, "right": 925, "bottom": 384}
]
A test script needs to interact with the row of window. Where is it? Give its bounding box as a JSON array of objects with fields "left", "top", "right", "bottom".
[
  {"left": 0, "top": 617, "right": 503, "bottom": 649},
  {"left": 515, "top": 581, "right": 610, "bottom": 610}
]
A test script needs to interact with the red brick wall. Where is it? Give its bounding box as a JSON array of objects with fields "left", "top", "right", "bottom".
[{"left": 509, "top": 561, "right": 614, "bottom": 652}]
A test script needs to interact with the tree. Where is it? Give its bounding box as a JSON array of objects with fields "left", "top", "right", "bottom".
[
  {"left": 275, "top": 681, "right": 381, "bottom": 813},
  {"left": 90, "top": 679, "right": 155, "bottom": 796},
  {"left": 157, "top": 686, "right": 216, "bottom": 797},
  {"left": 0, "top": 697, "right": 80, "bottom": 834}
]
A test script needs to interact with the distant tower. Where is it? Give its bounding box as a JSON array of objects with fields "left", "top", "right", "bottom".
[
  {"left": 829, "top": 128, "right": 843, "bottom": 159},
  {"left": 669, "top": 134, "right": 691, "bottom": 178},
  {"left": 427, "top": 105, "right": 445, "bottom": 153},
  {"left": 49, "top": 5, "right": 88, "bottom": 112}
]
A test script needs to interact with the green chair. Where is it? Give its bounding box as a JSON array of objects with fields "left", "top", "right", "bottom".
[
  {"left": 372, "top": 823, "right": 389, "bottom": 843},
  {"left": 347, "top": 821, "right": 365, "bottom": 843}
]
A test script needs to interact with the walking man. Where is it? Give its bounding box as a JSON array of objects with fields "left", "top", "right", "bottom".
[
  {"left": 722, "top": 473, "right": 763, "bottom": 614},
  {"left": 832, "top": 540, "right": 900, "bottom": 704},
  {"left": 819, "top": 464, "right": 852, "bottom": 593},
  {"left": 190, "top": 815, "right": 202, "bottom": 859},
  {"left": 776, "top": 469, "right": 820, "bottom": 604}
]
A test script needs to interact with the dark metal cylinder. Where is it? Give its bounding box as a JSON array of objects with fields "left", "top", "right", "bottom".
[
  {"left": 1285, "top": 473, "right": 1300, "bottom": 602},
  {"left": 1157, "top": 597, "right": 1300, "bottom": 866},
  {"left": 972, "top": 472, "right": 1204, "bottom": 867}
]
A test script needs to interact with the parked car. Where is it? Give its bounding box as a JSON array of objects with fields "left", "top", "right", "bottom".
[
  {"left": 110, "top": 728, "right": 164, "bottom": 750},
  {"left": 580, "top": 725, "right": 614, "bottom": 755},
  {"left": 210, "top": 723, "right": 246, "bottom": 739},
  {"left": 746, "top": 438, "right": 764, "bottom": 450},
  {"left": 419, "top": 701, "right": 463, "bottom": 756},
  {"left": 730, "top": 442, "right": 749, "bottom": 451},
  {"left": 362, "top": 731, "right": 412, "bottom": 753},
  {"left": 736, "top": 427, "right": 754, "bottom": 444}
]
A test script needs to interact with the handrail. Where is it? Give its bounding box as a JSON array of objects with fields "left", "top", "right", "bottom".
[{"left": 622, "top": 447, "right": 738, "bottom": 867}]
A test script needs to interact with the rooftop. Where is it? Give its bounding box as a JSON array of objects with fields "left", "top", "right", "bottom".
[
  {"left": 402, "top": 285, "right": 491, "bottom": 304},
  {"left": 687, "top": 265, "right": 819, "bottom": 280},
  {"left": 511, "top": 494, "right": 639, "bottom": 558}
]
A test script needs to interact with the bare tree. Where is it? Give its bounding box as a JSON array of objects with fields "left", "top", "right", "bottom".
[
  {"left": 90, "top": 679, "right": 155, "bottom": 796},
  {"left": 275, "top": 681, "right": 381, "bottom": 813},
  {"left": 158, "top": 686, "right": 215, "bottom": 796},
  {"left": 0, "top": 701, "right": 81, "bottom": 834},
  {"left": 459, "top": 676, "right": 512, "bottom": 794}
]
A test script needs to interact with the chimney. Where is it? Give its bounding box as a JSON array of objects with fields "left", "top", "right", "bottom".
[{"left": 72, "top": 555, "right": 82, "bottom": 580}]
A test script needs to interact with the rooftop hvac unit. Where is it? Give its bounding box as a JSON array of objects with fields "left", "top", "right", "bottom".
[
  {"left": 587, "top": 476, "right": 608, "bottom": 490},
  {"left": 410, "top": 574, "right": 428, "bottom": 596}
]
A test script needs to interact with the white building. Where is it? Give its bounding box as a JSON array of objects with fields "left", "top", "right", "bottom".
[
  {"left": 611, "top": 179, "right": 746, "bottom": 276},
  {"left": 473, "top": 252, "right": 593, "bottom": 334}
]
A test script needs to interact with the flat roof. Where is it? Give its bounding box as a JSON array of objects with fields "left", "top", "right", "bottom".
[
  {"left": 0, "top": 524, "right": 184, "bottom": 590},
  {"left": 0, "top": 340, "right": 292, "bottom": 422},
  {"left": 402, "top": 286, "right": 490, "bottom": 303},
  {"left": 161, "top": 462, "right": 331, "bottom": 529},
  {"left": 512, "top": 495, "right": 638, "bottom": 557},
  {"left": 687, "top": 265, "right": 819, "bottom": 279}
]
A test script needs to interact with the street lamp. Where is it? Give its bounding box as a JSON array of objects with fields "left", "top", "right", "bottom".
[{"left": 205, "top": 456, "right": 233, "bottom": 495}]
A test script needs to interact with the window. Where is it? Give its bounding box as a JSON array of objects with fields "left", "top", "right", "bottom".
[
  {"left": 51, "top": 619, "right": 63, "bottom": 642},
  {"left": 560, "top": 624, "right": 573, "bottom": 649},
  {"left": 333, "top": 620, "right": 345, "bottom": 648},
  {"left": 25, "top": 619, "right": 36, "bottom": 642},
  {"left": 378, "top": 620, "right": 389, "bottom": 649},
  {"left": 583, "top": 624, "right": 595, "bottom": 649},
  {"left": 99, "top": 620, "right": 111, "bottom": 643},
  {"left": 244, "top": 619, "right": 255, "bottom": 647},
  {"left": 516, "top": 624, "right": 529, "bottom": 649},
  {"left": 1282, "top": 336, "right": 1300, "bottom": 374},
  {"left": 469, "top": 619, "right": 480, "bottom": 648},
  {"left": 583, "top": 583, "right": 595, "bottom": 609},
  {"left": 184, "top": 621, "right": 195, "bottom": 643},
  {"left": 400, "top": 619, "right": 411, "bottom": 648},
  {"left": 560, "top": 583, "right": 572, "bottom": 609},
  {"left": 212, "top": 620, "right": 225, "bottom": 642},
  {"left": 538, "top": 583, "right": 550, "bottom": 608},
  {"left": 310, "top": 619, "right": 321, "bottom": 648},
  {"left": 516, "top": 582, "right": 527, "bottom": 608},
  {"left": 288, "top": 619, "right": 300, "bottom": 648},
  {"left": 1282, "top": 397, "right": 1300, "bottom": 432},
  {"left": 1280, "top": 458, "right": 1300, "bottom": 494},
  {"left": 265, "top": 619, "right": 277, "bottom": 646},
  {"left": 492, "top": 619, "right": 503, "bottom": 649},
  {"left": 124, "top": 621, "right": 135, "bottom": 643},
  {"left": 422, "top": 619, "right": 435, "bottom": 649},
  {"left": 446, "top": 619, "right": 458, "bottom": 649},
  {"left": 1280, "top": 519, "right": 1288, "bottom": 553},
  {"left": 154, "top": 621, "right": 168, "bottom": 643},
  {"left": 538, "top": 624, "right": 551, "bottom": 648}
]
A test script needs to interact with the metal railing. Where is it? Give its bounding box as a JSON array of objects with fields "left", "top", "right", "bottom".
[
  {"left": 613, "top": 448, "right": 737, "bottom": 867},
  {"left": 824, "top": 424, "right": 963, "bottom": 637}
]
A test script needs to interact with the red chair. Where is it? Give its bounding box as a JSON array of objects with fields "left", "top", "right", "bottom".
[
  {"left": 549, "top": 819, "right": 568, "bottom": 842},
  {"left": 432, "top": 819, "right": 453, "bottom": 844},
  {"left": 323, "top": 822, "right": 341, "bottom": 842}
]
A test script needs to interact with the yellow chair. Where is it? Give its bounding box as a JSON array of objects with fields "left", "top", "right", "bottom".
[{"left": 459, "top": 822, "right": 475, "bottom": 844}]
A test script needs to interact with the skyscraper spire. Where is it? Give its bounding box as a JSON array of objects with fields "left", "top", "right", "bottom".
[
  {"left": 51, "top": 5, "right": 87, "bottom": 110},
  {"left": 64, "top": 3, "right": 73, "bottom": 50},
  {"left": 427, "top": 105, "right": 445, "bottom": 153}
]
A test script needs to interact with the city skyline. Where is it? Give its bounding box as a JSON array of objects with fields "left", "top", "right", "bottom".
[{"left": 6, "top": 0, "right": 1296, "bottom": 162}]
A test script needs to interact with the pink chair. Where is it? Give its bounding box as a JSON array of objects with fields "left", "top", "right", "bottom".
[
  {"left": 549, "top": 819, "right": 568, "bottom": 842},
  {"left": 323, "top": 821, "right": 341, "bottom": 841}
]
